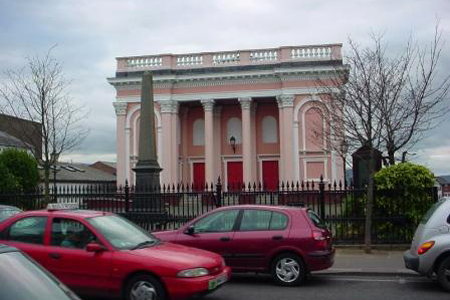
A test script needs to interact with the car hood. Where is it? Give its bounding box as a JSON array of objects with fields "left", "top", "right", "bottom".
[
  {"left": 128, "top": 242, "right": 222, "bottom": 269},
  {"left": 152, "top": 230, "right": 178, "bottom": 242}
]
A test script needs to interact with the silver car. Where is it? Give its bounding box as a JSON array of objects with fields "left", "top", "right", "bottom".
[{"left": 404, "top": 197, "right": 450, "bottom": 291}]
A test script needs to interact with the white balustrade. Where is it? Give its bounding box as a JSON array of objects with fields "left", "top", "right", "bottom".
[
  {"left": 176, "top": 55, "right": 203, "bottom": 66},
  {"left": 212, "top": 52, "right": 240, "bottom": 65},
  {"left": 291, "top": 46, "right": 332, "bottom": 59},
  {"left": 249, "top": 50, "right": 278, "bottom": 62},
  {"left": 120, "top": 45, "right": 340, "bottom": 71},
  {"left": 127, "top": 56, "right": 163, "bottom": 68}
]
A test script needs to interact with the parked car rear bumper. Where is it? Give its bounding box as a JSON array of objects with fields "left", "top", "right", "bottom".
[
  {"left": 403, "top": 250, "right": 420, "bottom": 273},
  {"left": 307, "top": 248, "right": 335, "bottom": 271}
]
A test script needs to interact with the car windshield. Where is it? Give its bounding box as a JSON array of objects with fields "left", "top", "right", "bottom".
[
  {"left": 87, "top": 215, "right": 159, "bottom": 250},
  {"left": 0, "top": 252, "right": 80, "bottom": 300}
]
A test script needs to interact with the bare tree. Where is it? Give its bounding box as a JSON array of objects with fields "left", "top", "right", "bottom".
[
  {"left": 0, "top": 48, "right": 89, "bottom": 200},
  {"left": 316, "top": 24, "right": 450, "bottom": 252},
  {"left": 317, "top": 38, "right": 387, "bottom": 253},
  {"left": 369, "top": 25, "right": 450, "bottom": 165}
]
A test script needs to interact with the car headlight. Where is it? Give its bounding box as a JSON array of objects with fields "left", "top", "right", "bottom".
[{"left": 177, "top": 268, "right": 209, "bottom": 278}]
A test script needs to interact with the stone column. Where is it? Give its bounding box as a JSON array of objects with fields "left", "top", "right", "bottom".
[
  {"left": 113, "top": 102, "right": 128, "bottom": 186},
  {"left": 180, "top": 108, "right": 189, "bottom": 183},
  {"left": 213, "top": 106, "right": 222, "bottom": 181},
  {"left": 239, "top": 97, "right": 256, "bottom": 184},
  {"left": 277, "top": 94, "right": 295, "bottom": 183},
  {"left": 159, "top": 100, "right": 179, "bottom": 184},
  {"left": 277, "top": 98, "right": 285, "bottom": 182},
  {"left": 202, "top": 99, "right": 215, "bottom": 185}
]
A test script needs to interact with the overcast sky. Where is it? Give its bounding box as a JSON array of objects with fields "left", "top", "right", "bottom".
[{"left": 0, "top": 0, "right": 449, "bottom": 175}]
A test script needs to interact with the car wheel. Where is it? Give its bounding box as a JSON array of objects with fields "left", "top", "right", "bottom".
[
  {"left": 125, "top": 274, "right": 166, "bottom": 300},
  {"left": 271, "top": 253, "right": 306, "bottom": 286},
  {"left": 437, "top": 257, "right": 450, "bottom": 291}
]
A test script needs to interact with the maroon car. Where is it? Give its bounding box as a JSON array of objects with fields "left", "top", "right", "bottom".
[{"left": 154, "top": 205, "right": 334, "bottom": 286}]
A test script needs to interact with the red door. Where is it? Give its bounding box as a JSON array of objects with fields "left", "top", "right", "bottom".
[
  {"left": 262, "top": 160, "right": 279, "bottom": 191},
  {"left": 193, "top": 162, "right": 205, "bottom": 190},
  {"left": 227, "top": 161, "right": 243, "bottom": 191}
]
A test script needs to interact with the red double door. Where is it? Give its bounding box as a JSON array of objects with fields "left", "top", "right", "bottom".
[
  {"left": 193, "top": 163, "right": 205, "bottom": 190},
  {"left": 194, "top": 160, "right": 278, "bottom": 191},
  {"left": 227, "top": 162, "right": 243, "bottom": 191},
  {"left": 262, "top": 160, "right": 279, "bottom": 191}
]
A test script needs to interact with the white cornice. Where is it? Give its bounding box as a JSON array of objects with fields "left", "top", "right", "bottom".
[
  {"left": 107, "top": 65, "right": 340, "bottom": 88},
  {"left": 115, "top": 87, "right": 340, "bottom": 103}
]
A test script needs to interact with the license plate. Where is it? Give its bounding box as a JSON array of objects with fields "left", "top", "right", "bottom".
[{"left": 209, "top": 274, "right": 227, "bottom": 290}]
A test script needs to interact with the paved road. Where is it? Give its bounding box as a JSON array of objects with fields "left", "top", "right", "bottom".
[
  {"left": 204, "top": 273, "right": 447, "bottom": 300},
  {"left": 84, "top": 273, "right": 447, "bottom": 300}
]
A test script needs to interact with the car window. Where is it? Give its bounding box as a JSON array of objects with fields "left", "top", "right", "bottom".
[
  {"left": 7, "top": 217, "right": 47, "bottom": 245},
  {"left": 270, "top": 212, "right": 289, "bottom": 230},
  {"left": 51, "top": 218, "right": 96, "bottom": 249},
  {"left": 88, "top": 215, "right": 158, "bottom": 250},
  {"left": 0, "top": 251, "right": 81, "bottom": 300},
  {"left": 420, "top": 200, "right": 444, "bottom": 224},
  {"left": 194, "top": 210, "right": 239, "bottom": 233},
  {"left": 240, "top": 210, "right": 272, "bottom": 231},
  {"left": 0, "top": 209, "right": 21, "bottom": 222},
  {"left": 308, "top": 210, "right": 327, "bottom": 229}
]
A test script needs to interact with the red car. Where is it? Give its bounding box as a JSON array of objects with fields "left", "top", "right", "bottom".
[
  {"left": 154, "top": 205, "right": 334, "bottom": 286},
  {"left": 0, "top": 206, "right": 230, "bottom": 300}
]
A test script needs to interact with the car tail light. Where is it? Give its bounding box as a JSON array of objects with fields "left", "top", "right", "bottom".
[
  {"left": 417, "top": 241, "right": 435, "bottom": 255},
  {"left": 312, "top": 230, "right": 328, "bottom": 249},
  {"left": 313, "top": 230, "right": 326, "bottom": 241}
]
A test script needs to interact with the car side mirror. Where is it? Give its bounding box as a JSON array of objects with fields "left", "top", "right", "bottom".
[
  {"left": 185, "top": 225, "right": 195, "bottom": 235},
  {"left": 86, "top": 242, "right": 105, "bottom": 252}
]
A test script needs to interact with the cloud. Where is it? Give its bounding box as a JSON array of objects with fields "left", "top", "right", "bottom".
[{"left": 0, "top": 0, "right": 449, "bottom": 174}]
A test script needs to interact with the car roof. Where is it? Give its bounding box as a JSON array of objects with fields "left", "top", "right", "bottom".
[
  {"left": 215, "top": 204, "right": 308, "bottom": 212},
  {"left": 0, "top": 205, "right": 20, "bottom": 210},
  {"left": 14, "top": 209, "right": 112, "bottom": 219},
  {"left": 0, "top": 244, "right": 19, "bottom": 254}
]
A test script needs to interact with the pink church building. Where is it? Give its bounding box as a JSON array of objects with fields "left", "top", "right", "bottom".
[{"left": 108, "top": 44, "right": 345, "bottom": 189}]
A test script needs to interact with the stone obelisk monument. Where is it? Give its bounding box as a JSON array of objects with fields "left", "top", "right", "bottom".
[{"left": 133, "top": 72, "right": 162, "bottom": 191}]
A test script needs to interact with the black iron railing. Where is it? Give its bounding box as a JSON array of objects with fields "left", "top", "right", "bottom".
[{"left": 0, "top": 176, "right": 438, "bottom": 244}]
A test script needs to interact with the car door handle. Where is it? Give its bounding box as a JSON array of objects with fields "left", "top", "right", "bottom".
[
  {"left": 49, "top": 253, "right": 61, "bottom": 260},
  {"left": 220, "top": 237, "right": 231, "bottom": 242},
  {"left": 272, "top": 235, "right": 283, "bottom": 240}
]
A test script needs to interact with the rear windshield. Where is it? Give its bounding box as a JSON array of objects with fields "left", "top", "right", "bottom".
[
  {"left": 0, "top": 252, "right": 80, "bottom": 300},
  {"left": 308, "top": 210, "right": 327, "bottom": 229},
  {"left": 420, "top": 201, "right": 444, "bottom": 224}
]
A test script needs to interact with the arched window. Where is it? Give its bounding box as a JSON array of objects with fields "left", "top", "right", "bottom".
[
  {"left": 227, "top": 117, "right": 242, "bottom": 144},
  {"left": 193, "top": 119, "right": 205, "bottom": 146},
  {"left": 262, "top": 116, "right": 277, "bottom": 143},
  {"left": 305, "top": 107, "right": 324, "bottom": 151}
]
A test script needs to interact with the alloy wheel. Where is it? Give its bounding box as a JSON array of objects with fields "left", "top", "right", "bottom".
[
  {"left": 130, "top": 281, "right": 157, "bottom": 300},
  {"left": 275, "top": 258, "right": 300, "bottom": 283}
]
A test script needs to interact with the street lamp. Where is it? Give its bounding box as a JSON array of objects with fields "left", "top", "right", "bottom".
[{"left": 229, "top": 136, "right": 236, "bottom": 154}]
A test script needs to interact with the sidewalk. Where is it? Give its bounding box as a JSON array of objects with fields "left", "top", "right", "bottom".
[{"left": 316, "top": 247, "right": 418, "bottom": 277}]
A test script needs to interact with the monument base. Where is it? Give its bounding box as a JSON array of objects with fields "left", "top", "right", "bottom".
[{"left": 133, "top": 160, "right": 163, "bottom": 212}]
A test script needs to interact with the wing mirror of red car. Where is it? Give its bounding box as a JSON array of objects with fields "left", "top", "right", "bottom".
[
  {"left": 86, "top": 243, "right": 106, "bottom": 252},
  {"left": 185, "top": 225, "right": 195, "bottom": 235}
]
